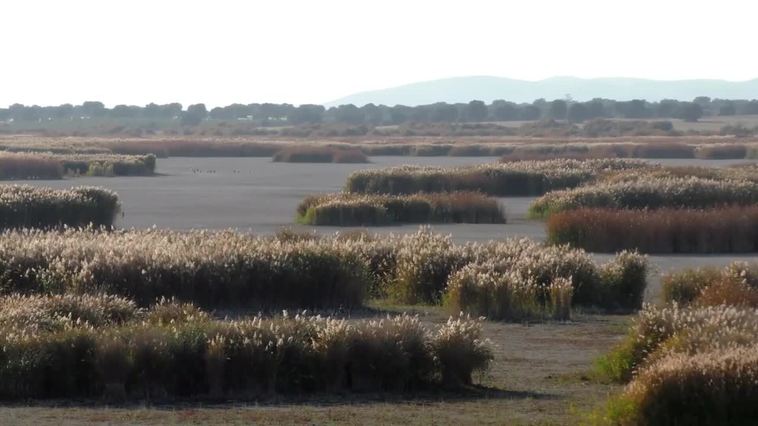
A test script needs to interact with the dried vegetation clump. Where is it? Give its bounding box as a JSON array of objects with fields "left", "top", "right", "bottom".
[
  {"left": 0, "top": 184, "right": 119, "bottom": 228},
  {"left": 593, "top": 263, "right": 758, "bottom": 425},
  {"left": 345, "top": 159, "right": 645, "bottom": 196},
  {"left": 0, "top": 297, "right": 493, "bottom": 399},
  {"left": 297, "top": 192, "right": 505, "bottom": 225}
]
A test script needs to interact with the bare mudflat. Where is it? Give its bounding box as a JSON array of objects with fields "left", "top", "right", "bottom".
[{"left": 14, "top": 156, "right": 758, "bottom": 302}]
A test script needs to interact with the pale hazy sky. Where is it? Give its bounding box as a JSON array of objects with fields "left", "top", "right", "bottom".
[{"left": 2, "top": 0, "right": 756, "bottom": 107}]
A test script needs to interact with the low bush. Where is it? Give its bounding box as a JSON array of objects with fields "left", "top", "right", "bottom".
[
  {"left": 595, "top": 304, "right": 758, "bottom": 383},
  {"left": 530, "top": 176, "right": 758, "bottom": 217},
  {"left": 106, "top": 140, "right": 281, "bottom": 157},
  {"left": 581, "top": 119, "right": 677, "bottom": 138},
  {"left": 0, "top": 309, "right": 493, "bottom": 399},
  {"left": 273, "top": 146, "right": 368, "bottom": 163},
  {"left": 446, "top": 144, "right": 492, "bottom": 157},
  {"left": 345, "top": 159, "right": 645, "bottom": 196},
  {"left": 0, "top": 185, "right": 119, "bottom": 228},
  {"left": 444, "top": 263, "right": 573, "bottom": 321},
  {"left": 0, "top": 152, "right": 155, "bottom": 178},
  {"left": 661, "top": 262, "right": 758, "bottom": 307},
  {"left": 546, "top": 207, "right": 758, "bottom": 253},
  {"left": 411, "top": 144, "right": 452, "bottom": 156},
  {"left": 60, "top": 153, "right": 156, "bottom": 176},
  {"left": 611, "top": 346, "right": 758, "bottom": 426},
  {"left": 297, "top": 192, "right": 505, "bottom": 226},
  {"left": 375, "top": 229, "right": 646, "bottom": 310},
  {"left": 0, "top": 293, "right": 138, "bottom": 332},
  {"left": 661, "top": 267, "right": 722, "bottom": 305},
  {"left": 0, "top": 153, "right": 63, "bottom": 179},
  {"left": 695, "top": 143, "right": 748, "bottom": 159}
]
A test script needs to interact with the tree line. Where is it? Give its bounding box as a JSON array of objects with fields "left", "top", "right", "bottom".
[{"left": 2, "top": 97, "right": 758, "bottom": 126}]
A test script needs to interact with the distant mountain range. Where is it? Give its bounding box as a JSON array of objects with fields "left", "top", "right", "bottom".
[{"left": 326, "top": 76, "right": 758, "bottom": 106}]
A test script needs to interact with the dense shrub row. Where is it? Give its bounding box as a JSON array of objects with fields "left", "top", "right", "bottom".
[
  {"left": 0, "top": 152, "right": 155, "bottom": 179},
  {"left": 345, "top": 159, "right": 645, "bottom": 196},
  {"left": 0, "top": 228, "right": 647, "bottom": 317},
  {"left": 0, "top": 294, "right": 493, "bottom": 398},
  {"left": 0, "top": 185, "right": 119, "bottom": 228},
  {"left": 297, "top": 192, "right": 505, "bottom": 225},
  {"left": 0, "top": 229, "right": 369, "bottom": 309},
  {"left": 272, "top": 146, "right": 368, "bottom": 163},
  {"left": 530, "top": 176, "right": 758, "bottom": 217},
  {"left": 546, "top": 207, "right": 758, "bottom": 253}
]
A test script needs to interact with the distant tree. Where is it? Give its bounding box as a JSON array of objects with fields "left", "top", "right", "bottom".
[
  {"left": 111, "top": 105, "right": 140, "bottom": 118},
  {"left": 431, "top": 103, "right": 458, "bottom": 122},
  {"left": 490, "top": 100, "right": 518, "bottom": 121},
  {"left": 259, "top": 103, "right": 291, "bottom": 122},
  {"left": 465, "top": 100, "right": 488, "bottom": 121},
  {"left": 81, "top": 101, "right": 106, "bottom": 118},
  {"left": 615, "top": 100, "right": 648, "bottom": 119},
  {"left": 677, "top": 102, "right": 703, "bottom": 122},
  {"left": 389, "top": 105, "right": 412, "bottom": 124},
  {"left": 332, "top": 104, "right": 364, "bottom": 125},
  {"left": 0, "top": 108, "right": 9, "bottom": 121},
  {"left": 287, "top": 104, "right": 324, "bottom": 124},
  {"left": 719, "top": 101, "right": 736, "bottom": 116},
  {"left": 656, "top": 99, "right": 679, "bottom": 118},
  {"left": 741, "top": 100, "right": 758, "bottom": 115},
  {"left": 9, "top": 104, "right": 40, "bottom": 121},
  {"left": 520, "top": 105, "right": 541, "bottom": 121},
  {"left": 586, "top": 99, "right": 606, "bottom": 118},
  {"left": 361, "top": 103, "right": 385, "bottom": 126},
  {"left": 567, "top": 103, "right": 589, "bottom": 123},
  {"left": 54, "top": 104, "right": 74, "bottom": 119},
  {"left": 548, "top": 99, "right": 567, "bottom": 120},
  {"left": 181, "top": 103, "right": 208, "bottom": 126}
]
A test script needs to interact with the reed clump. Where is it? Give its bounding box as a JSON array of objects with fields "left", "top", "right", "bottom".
[
  {"left": 0, "top": 304, "right": 493, "bottom": 399},
  {"left": 297, "top": 192, "right": 505, "bottom": 226},
  {"left": 546, "top": 207, "right": 758, "bottom": 253},
  {"left": 0, "top": 228, "right": 369, "bottom": 310},
  {"left": 0, "top": 185, "right": 119, "bottom": 228},
  {"left": 0, "top": 152, "right": 155, "bottom": 179},
  {"left": 272, "top": 146, "right": 368, "bottom": 163},
  {"left": 592, "top": 303, "right": 758, "bottom": 425},
  {"left": 530, "top": 176, "right": 758, "bottom": 218},
  {"left": 345, "top": 159, "right": 646, "bottom": 196},
  {"left": 661, "top": 262, "right": 758, "bottom": 307}
]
